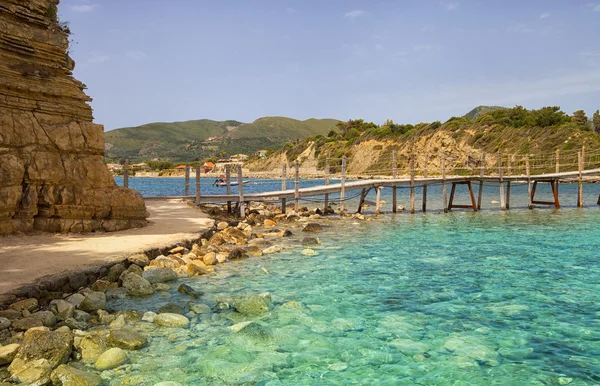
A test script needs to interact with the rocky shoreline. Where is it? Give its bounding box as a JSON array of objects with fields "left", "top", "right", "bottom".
[{"left": 0, "top": 202, "right": 373, "bottom": 385}]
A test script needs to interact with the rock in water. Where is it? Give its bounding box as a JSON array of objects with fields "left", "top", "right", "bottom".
[
  {"left": 0, "top": 1, "right": 147, "bottom": 235},
  {"left": 153, "top": 313, "right": 190, "bottom": 328},
  {"left": 302, "top": 223, "right": 323, "bottom": 233},
  {"left": 95, "top": 348, "right": 128, "bottom": 370},
  {"left": 233, "top": 295, "right": 271, "bottom": 316},
  {"left": 79, "top": 334, "right": 107, "bottom": 364},
  {"left": 262, "top": 245, "right": 282, "bottom": 254},
  {"left": 51, "top": 364, "right": 103, "bottom": 386},
  {"left": 143, "top": 268, "right": 178, "bottom": 284},
  {"left": 108, "top": 327, "right": 148, "bottom": 350},
  {"left": 79, "top": 292, "right": 106, "bottom": 312},
  {"left": 8, "top": 329, "right": 73, "bottom": 378},
  {"left": 121, "top": 272, "right": 155, "bottom": 296},
  {"left": 158, "top": 303, "right": 185, "bottom": 315},
  {"left": 228, "top": 248, "right": 247, "bottom": 260},
  {"left": 237, "top": 322, "right": 272, "bottom": 342},
  {"left": 302, "top": 237, "right": 320, "bottom": 245},
  {"left": 178, "top": 284, "right": 200, "bottom": 298},
  {"left": 301, "top": 249, "right": 318, "bottom": 256}
]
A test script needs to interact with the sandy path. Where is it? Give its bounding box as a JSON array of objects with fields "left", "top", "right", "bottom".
[{"left": 0, "top": 200, "right": 214, "bottom": 295}]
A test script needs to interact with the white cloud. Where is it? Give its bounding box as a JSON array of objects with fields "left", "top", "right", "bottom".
[
  {"left": 126, "top": 51, "right": 147, "bottom": 60},
  {"left": 446, "top": 2, "right": 459, "bottom": 11},
  {"left": 345, "top": 10, "right": 365, "bottom": 19},
  {"left": 540, "top": 12, "right": 550, "bottom": 19},
  {"left": 88, "top": 52, "right": 109, "bottom": 64},
  {"left": 70, "top": 4, "right": 96, "bottom": 13}
]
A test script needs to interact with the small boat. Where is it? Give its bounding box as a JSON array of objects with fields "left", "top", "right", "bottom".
[{"left": 214, "top": 180, "right": 251, "bottom": 187}]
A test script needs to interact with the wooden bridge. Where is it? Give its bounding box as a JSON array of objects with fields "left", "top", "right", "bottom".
[{"left": 134, "top": 147, "right": 600, "bottom": 217}]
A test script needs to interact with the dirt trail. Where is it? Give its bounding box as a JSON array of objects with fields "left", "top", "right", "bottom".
[{"left": 0, "top": 200, "right": 213, "bottom": 295}]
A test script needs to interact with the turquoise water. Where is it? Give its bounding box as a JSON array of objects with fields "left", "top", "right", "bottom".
[{"left": 106, "top": 208, "right": 600, "bottom": 385}]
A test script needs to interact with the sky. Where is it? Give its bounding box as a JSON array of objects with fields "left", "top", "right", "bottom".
[{"left": 58, "top": 0, "right": 600, "bottom": 131}]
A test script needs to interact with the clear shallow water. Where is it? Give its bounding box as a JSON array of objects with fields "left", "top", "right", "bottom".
[{"left": 107, "top": 208, "right": 600, "bottom": 385}]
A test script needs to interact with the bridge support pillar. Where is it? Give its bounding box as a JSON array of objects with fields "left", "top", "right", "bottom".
[
  {"left": 530, "top": 179, "right": 560, "bottom": 208},
  {"left": 448, "top": 181, "right": 478, "bottom": 212}
]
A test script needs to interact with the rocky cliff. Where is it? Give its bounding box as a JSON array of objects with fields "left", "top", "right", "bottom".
[{"left": 0, "top": 0, "right": 147, "bottom": 234}]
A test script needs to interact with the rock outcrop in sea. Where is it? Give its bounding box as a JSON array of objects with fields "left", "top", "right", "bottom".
[{"left": 0, "top": 0, "right": 147, "bottom": 234}]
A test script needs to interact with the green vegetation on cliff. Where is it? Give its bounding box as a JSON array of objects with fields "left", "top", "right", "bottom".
[{"left": 104, "top": 117, "right": 338, "bottom": 163}]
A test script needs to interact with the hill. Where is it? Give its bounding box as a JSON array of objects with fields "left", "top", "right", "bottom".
[
  {"left": 104, "top": 117, "right": 339, "bottom": 162},
  {"left": 464, "top": 105, "right": 507, "bottom": 120},
  {"left": 246, "top": 106, "right": 600, "bottom": 176}
]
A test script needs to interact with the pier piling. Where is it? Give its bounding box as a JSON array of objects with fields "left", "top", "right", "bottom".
[
  {"left": 441, "top": 155, "right": 448, "bottom": 213},
  {"left": 226, "top": 164, "right": 232, "bottom": 213},
  {"left": 499, "top": 153, "right": 506, "bottom": 211},
  {"left": 237, "top": 164, "right": 245, "bottom": 218},
  {"left": 410, "top": 155, "right": 415, "bottom": 214},
  {"left": 294, "top": 160, "right": 300, "bottom": 212},
  {"left": 340, "top": 156, "right": 347, "bottom": 212},
  {"left": 324, "top": 157, "right": 330, "bottom": 212},
  {"left": 184, "top": 165, "right": 190, "bottom": 197},
  {"left": 477, "top": 153, "right": 485, "bottom": 210},
  {"left": 281, "top": 163, "right": 287, "bottom": 214},
  {"left": 392, "top": 150, "right": 397, "bottom": 213},
  {"left": 195, "top": 165, "right": 201, "bottom": 205}
]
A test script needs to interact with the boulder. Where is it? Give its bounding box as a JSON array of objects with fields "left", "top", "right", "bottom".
[
  {"left": 8, "top": 329, "right": 73, "bottom": 377},
  {"left": 79, "top": 292, "right": 106, "bottom": 312},
  {"left": 245, "top": 246, "right": 263, "bottom": 257},
  {"left": 302, "top": 237, "right": 320, "bottom": 246},
  {"left": 262, "top": 245, "right": 282, "bottom": 255},
  {"left": 106, "top": 263, "right": 126, "bottom": 282},
  {"left": 108, "top": 327, "right": 148, "bottom": 350},
  {"left": 0, "top": 343, "right": 20, "bottom": 365},
  {"left": 121, "top": 272, "right": 155, "bottom": 296},
  {"left": 153, "top": 313, "right": 190, "bottom": 328},
  {"left": 11, "top": 317, "right": 44, "bottom": 331},
  {"left": 0, "top": 317, "right": 11, "bottom": 330},
  {"left": 158, "top": 303, "right": 185, "bottom": 315},
  {"left": 95, "top": 348, "right": 128, "bottom": 370},
  {"left": 228, "top": 248, "right": 247, "bottom": 260},
  {"left": 233, "top": 295, "right": 271, "bottom": 316},
  {"left": 143, "top": 268, "right": 178, "bottom": 284},
  {"left": 263, "top": 219, "right": 276, "bottom": 227},
  {"left": 237, "top": 322, "right": 272, "bottom": 342},
  {"left": 202, "top": 252, "right": 217, "bottom": 265},
  {"left": 301, "top": 249, "right": 318, "bottom": 256},
  {"left": 148, "top": 256, "right": 181, "bottom": 269},
  {"left": 184, "top": 263, "right": 208, "bottom": 277},
  {"left": 221, "top": 227, "right": 248, "bottom": 245},
  {"left": 302, "top": 223, "right": 323, "bottom": 233},
  {"left": 31, "top": 311, "right": 57, "bottom": 327},
  {"left": 142, "top": 312, "right": 157, "bottom": 322},
  {"left": 178, "top": 284, "right": 200, "bottom": 299},
  {"left": 121, "top": 264, "right": 143, "bottom": 279},
  {"left": 10, "top": 358, "right": 53, "bottom": 385},
  {"left": 90, "top": 280, "right": 112, "bottom": 292},
  {"left": 66, "top": 293, "right": 86, "bottom": 308},
  {"left": 208, "top": 232, "right": 225, "bottom": 246},
  {"left": 79, "top": 335, "right": 107, "bottom": 365},
  {"left": 50, "top": 364, "right": 103, "bottom": 386},
  {"left": 9, "top": 298, "right": 38, "bottom": 313},
  {"left": 216, "top": 253, "right": 228, "bottom": 264},
  {"left": 0, "top": 309, "right": 21, "bottom": 320},
  {"left": 68, "top": 272, "right": 89, "bottom": 290},
  {"left": 169, "top": 246, "right": 185, "bottom": 254},
  {"left": 50, "top": 299, "right": 76, "bottom": 321},
  {"left": 127, "top": 253, "right": 150, "bottom": 267},
  {"left": 188, "top": 303, "right": 211, "bottom": 314},
  {"left": 217, "top": 221, "right": 229, "bottom": 230}
]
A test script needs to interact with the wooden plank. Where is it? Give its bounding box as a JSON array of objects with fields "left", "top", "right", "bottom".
[
  {"left": 237, "top": 164, "right": 245, "bottom": 218},
  {"left": 442, "top": 155, "right": 447, "bottom": 213},
  {"left": 448, "top": 182, "right": 457, "bottom": 210},
  {"left": 195, "top": 165, "right": 201, "bottom": 205},
  {"left": 184, "top": 165, "right": 190, "bottom": 197},
  {"left": 294, "top": 160, "right": 300, "bottom": 212},
  {"left": 357, "top": 188, "right": 367, "bottom": 213},
  {"left": 498, "top": 153, "right": 506, "bottom": 211},
  {"left": 324, "top": 157, "right": 330, "bottom": 212},
  {"left": 340, "top": 155, "right": 347, "bottom": 212},
  {"left": 477, "top": 152, "right": 485, "bottom": 210},
  {"left": 410, "top": 155, "right": 415, "bottom": 214},
  {"left": 526, "top": 156, "right": 532, "bottom": 209},
  {"left": 226, "top": 164, "right": 232, "bottom": 214},
  {"left": 281, "top": 163, "right": 287, "bottom": 214},
  {"left": 422, "top": 155, "right": 428, "bottom": 212},
  {"left": 392, "top": 150, "right": 397, "bottom": 213}
]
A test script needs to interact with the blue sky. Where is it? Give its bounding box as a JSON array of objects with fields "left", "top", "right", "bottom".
[{"left": 59, "top": 0, "right": 600, "bottom": 131}]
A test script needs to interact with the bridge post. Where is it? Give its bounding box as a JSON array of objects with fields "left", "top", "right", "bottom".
[
  {"left": 506, "top": 155, "right": 512, "bottom": 209},
  {"left": 340, "top": 155, "right": 347, "bottom": 213},
  {"left": 578, "top": 150, "right": 584, "bottom": 208},
  {"left": 410, "top": 154, "right": 415, "bottom": 214},
  {"left": 392, "top": 150, "right": 397, "bottom": 213},
  {"left": 555, "top": 149, "right": 560, "bottom": 197},
  {"left": 477, "top": 152, "right": 485, "bottom": 210},
  {"left": 294, "top": 160, "right": 300, "bottom": 212},
  {"left": 184, "top": 165, "right": 190, "bottom": 196},
  {"left": 441, "top": 154, "right": 447, "bottom": 213},
  {"left": 324, "top": 157, "right": 330, "bottom": 212},
  {"left": 498, "top": 153, "right": 506, "bottom": 211},
  {"left": 195, "top": 165, "right": 201, "bottom": 205},
  {"left": 526, "top": 156, "right": 533, "bottom": 209},
  {"left": 376, "top": 187, "right": 382, "bottom": 215},
  {"left": 226, "top": 164, "right": 232, "bottom": 214},
  {"left": 237, "top": 164, "right": 245, "bottom": 218},
  {"left": 123, "top": 159, "right": 129, "bottom": 188},
  {"left": 422, "top": 154, "right": 428, "bottom": 212},
  {"left": 281, "top": 163, "right": 287, "bottom": 214}
]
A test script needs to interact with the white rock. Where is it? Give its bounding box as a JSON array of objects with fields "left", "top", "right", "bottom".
[
  {"left": 301, "top": 249, "right": 318, "bottom": 256},
  {"left": 153, "top": 313, "right": 189, "bottom": 328},
  {"left": 142, "top": 312, "right": 157, "bottom": 323},
  {"left": 263, "top": 245, "right": 282, "bottom": 254},
  {"left": 95, "top": 348, "right": 128, "bottom": 370}
]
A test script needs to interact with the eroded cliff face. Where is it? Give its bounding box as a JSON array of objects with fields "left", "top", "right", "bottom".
[{"left": 0, "top": 0, "right": 147, "bottom": 234}]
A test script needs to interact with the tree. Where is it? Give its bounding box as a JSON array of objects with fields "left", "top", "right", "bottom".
[
  {"left": 572, "top": 110, "right": 588, "bottom": 126},
  {"left": 593, "top": 110, "right": 600, "bottom": 133}
]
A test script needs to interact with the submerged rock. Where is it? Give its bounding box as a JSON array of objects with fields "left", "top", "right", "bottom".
[
  {"left": 153, "top": 313, "right": 190, "bottom": 328},
  {"left": 302, "top": 223, "right": 323, "bottom": 233},
  {"left": 108, "top": 327, "right": 148, "bottom": 350},
  {"left": 95, "top": 347, "right": 128, "bottom": 370},
  {"left": 178, "top": 284, "right": 200, "bottom": 299},
  {"left": 158, "top": 303, "right": 185, "bottom": 315},
  {"left": 302, "top": 237, "right": 320, "bottom": 246},
  {"left": 237, "top": 322, "right": 272, "bottom": 342},
  {"left": 233, "top": 295, "right": 271, "bottom": 316},
  {"left": 301, "top": 249, "right": 318, "bottom": 256},
  {"left": 50, "top": 364, "right": 103, "bottom": 386},
  {"left": 444, "top": 336, "right": 499, "bottom": 366},
  {"left": 142, "top": 312, "right": 158, "bottom": 323}
]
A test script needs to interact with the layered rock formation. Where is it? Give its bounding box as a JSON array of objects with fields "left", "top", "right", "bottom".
[{"left": 0, "top": 0, "right": 147, "bottom": 234}]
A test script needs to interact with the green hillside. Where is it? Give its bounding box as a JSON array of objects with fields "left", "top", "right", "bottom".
[
  {"left": 464, "top": 105, "right": 507, "bottom": 120},
  {"left": 104, "top": 117, "right": 338, "bottom": 162}
]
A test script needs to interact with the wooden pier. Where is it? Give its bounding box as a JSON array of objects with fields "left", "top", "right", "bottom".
[{"left": 128, "top": 148, "right": 600, "bottom": 216}]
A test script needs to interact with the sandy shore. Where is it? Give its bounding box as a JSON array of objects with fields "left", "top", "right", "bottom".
[{"left": 0, "top": 200, "right": 214, "bottom": 296}]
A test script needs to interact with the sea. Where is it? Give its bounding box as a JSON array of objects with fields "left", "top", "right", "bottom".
[{"left": 107, "top": 177, "right": 600, "bottom": 385}]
